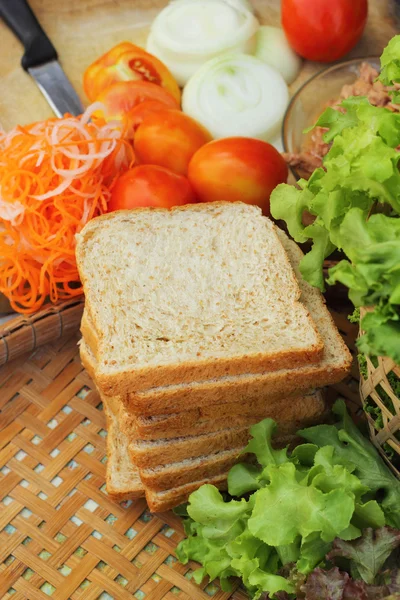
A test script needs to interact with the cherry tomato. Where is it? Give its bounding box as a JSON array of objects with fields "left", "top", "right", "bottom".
[
  {"left": 135, "top": 110, "right": 212, "bottom": 176},
  {"left": 94, "top": 81, "right": 180, "bottom": 122},
  {"left": 188, "top": 138, "right": 288, "bottom": 216},
  {"left": 282, "top": 0, "right": 368, "bottom": 62},
  {"left": 108, "top": 165, "right": 196, "bottom": 211},
  {"left": 84, "top": 42, "right": 181, "bottom": 103}
]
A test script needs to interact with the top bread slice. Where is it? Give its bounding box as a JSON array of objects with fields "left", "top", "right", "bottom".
[
  {"left": 76, "top": 202, "right": 323, "bottom": 394},
  {"left": 80, "top": 230, "right": 352, "bottom": 415}
]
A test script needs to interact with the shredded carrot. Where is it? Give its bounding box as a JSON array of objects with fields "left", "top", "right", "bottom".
[{"left": 0, "top": 103, "right": 134, "bottom": 314}]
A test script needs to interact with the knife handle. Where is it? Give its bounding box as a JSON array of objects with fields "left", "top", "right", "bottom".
[{"left": 0, "top": 0, "right": 57, "bottom": 70}]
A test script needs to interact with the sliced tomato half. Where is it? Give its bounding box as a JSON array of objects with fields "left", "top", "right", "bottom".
[{"left": 83, "top": 42, "right": 181, "bottom": 103}]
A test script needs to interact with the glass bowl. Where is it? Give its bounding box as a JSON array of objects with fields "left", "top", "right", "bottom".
[{"left": 282, "top": 57, "right": 380, "bottom": 180}]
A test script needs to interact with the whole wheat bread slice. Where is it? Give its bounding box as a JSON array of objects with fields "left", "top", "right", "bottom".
[
  {"left": 145, "top": 474, "right": 229, "bottom": 513},
  {"left": 130, "top": 427, "right": 251, "bottom": 469},
  {"left": 80, "top": 230, "right": 350, "bottom": 416},
  {"left": 76, "top": 202, "right": 323, "bottom": 394},
  {"left": 138, "top": 447, "right": 249, "bottom": 491},
  {"left": 121, "top": 390, "right": 326, "bottom": 440},
  {"left": 102, "top": 400, "right": 143, "bottom": 501}
]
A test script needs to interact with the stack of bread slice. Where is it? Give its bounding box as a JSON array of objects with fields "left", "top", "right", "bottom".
[{"left": 76, "top": 202, "right": 352, "bottom": 512}]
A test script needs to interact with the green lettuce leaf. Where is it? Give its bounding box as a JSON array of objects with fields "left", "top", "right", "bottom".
[
  {"left": 296, "top": 532, "right": 332, "bottom": 575},
  {"left": 299, "top": 223, "right": 336, "bottom": 289},
  {"left": 186, "top": 484, "right": 250, "bottom": 527},
  {"left": 291, "top": 443, "right": 319, "bottom": 467},
  {"left": 311, "top": 446, "right": 369, "bottom": 500},
  {"left": 245, "top": 566, "right": 295, "bottom": 599},
  {"left": 309, "top": 99, "right": 361, "bottom": 142},
  {"left": 248, "top": 462, "right": 354, "bottom": 546},
  {"left": 242, "top": 419, "right": 289, "bottom": 469},
  {"left": 380, "top": 34, "right": 400, "bottom": 87},
  {"left": 352, "top": 501, "right": 386, "bottom": 530},
  {"left": 357, "top": 310, "right": 400, "bottom": 364},
  {"left": 228, "top": 463, "right": 262, "bottom": 496},
  {"left": 299, "top": 400, "right": 400, "bottom": 529},
  {"left": 269, "top": 182, "right": 310, "bottom": 243}
]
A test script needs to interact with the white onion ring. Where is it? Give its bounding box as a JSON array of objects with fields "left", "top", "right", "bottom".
[
  {"left": 147, "top": 0, "right": 259, "bottom": 86},
  {"left": 182, "top": 53, "right": 289, "bottom": 145}
]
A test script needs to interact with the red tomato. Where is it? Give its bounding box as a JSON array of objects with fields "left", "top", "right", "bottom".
[
  {"left": 282, "top": 0, "right": 368, "bottom": 62},
  {"left": 135, "top": 110, "right": 212, "bottom": 176},
  {"left": 84, "top": 42, "right": 181, "bottom": 103},
  {"left": 126, "top": 101, "right": 178, "bottom": 132},
  {"left": 188, "top": 138, "right": 288, "bottom": 216},
  {"left": 108, "top": 165, "right": 196, "bottom": 211},
  {"left": 94, "top": 81, "right": 180, "bottom": 122}
]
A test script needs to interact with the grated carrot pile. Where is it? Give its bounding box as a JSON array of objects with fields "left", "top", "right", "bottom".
[{"left": 0, "top": 103, "right": 134, "bottom": 314}]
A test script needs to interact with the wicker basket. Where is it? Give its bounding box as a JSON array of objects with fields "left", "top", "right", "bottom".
[
  {"left": 359, "top": 310, "right": 400, "bottom": 477},
  {"left": 0, "top": 296, "right": 84, "bottom": 366}
]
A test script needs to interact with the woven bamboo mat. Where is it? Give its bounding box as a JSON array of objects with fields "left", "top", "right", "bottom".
[{"left": 0, "top": 313, "right": 359, "bottom": 600}]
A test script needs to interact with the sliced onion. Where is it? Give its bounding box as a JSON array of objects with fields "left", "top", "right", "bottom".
[
  {"left": 146, "top": 0, "right": 259, "bottom": 86},
  {"left": 0, "top": 196, "right": 25, "bottom": 226},
  {"left": 182, "top": 53, "right": 289, "bottom": 145},
  {"left": 255, "top": 26, "right": 302, "bottom": 85}
]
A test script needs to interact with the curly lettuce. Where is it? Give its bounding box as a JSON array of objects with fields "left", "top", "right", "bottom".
[
  {"left": 380, "top": 34, "right": 400, "bottom": 101},
  {"left": 176, "top": 402, "right": 400, "bottom": 599},
  {"left": 270, "top": 39, "right": 400, "bottom": 363}
]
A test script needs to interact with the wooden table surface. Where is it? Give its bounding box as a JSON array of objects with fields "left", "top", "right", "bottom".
[{"left": 0, "top": 0, "right": 399, "bottom": 131}]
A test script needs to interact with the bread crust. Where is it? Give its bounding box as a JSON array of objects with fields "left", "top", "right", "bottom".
[
  {"left": 95, "top": 345, "right": 324, "bottom": 395},
  {"left": 139, "top": 447, "right": 249, "bottom": 492}
]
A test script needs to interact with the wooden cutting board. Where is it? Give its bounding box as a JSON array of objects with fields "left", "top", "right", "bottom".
[{"left": 0, "top": 0, "right": 399, "bottom": 131}]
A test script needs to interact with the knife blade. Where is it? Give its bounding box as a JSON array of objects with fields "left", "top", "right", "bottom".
[
  {"left": 28, "top": 61, "right": 84, "bottom": 118},
  {"left": 0, "top": 0, "right": 84, "bottom": 118}
]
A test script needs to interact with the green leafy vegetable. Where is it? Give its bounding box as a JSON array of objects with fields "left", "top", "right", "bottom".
[
  {"left": 241, "top": 419, "right": 290, "bottom": 470},
  {"left": 248, "top": 462, "right": 354, "bottom": 546},
  {"left": 270, "top": 37, "right": 400, "bottom": 363},
  {"left": 299, "top": 400, "right": 400, "bottom": 529},
  {"left": 380, "top": 35, "right": 400, "bottom": 98},
  {"left": 327, "top": 527, "right": 400, "bottom": 584},
  {"left": 228, "top": 463, "right": 262, "bottom": 496},
  {"left": 176, "top": 402, "right": 400, "bottom": 599}
]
